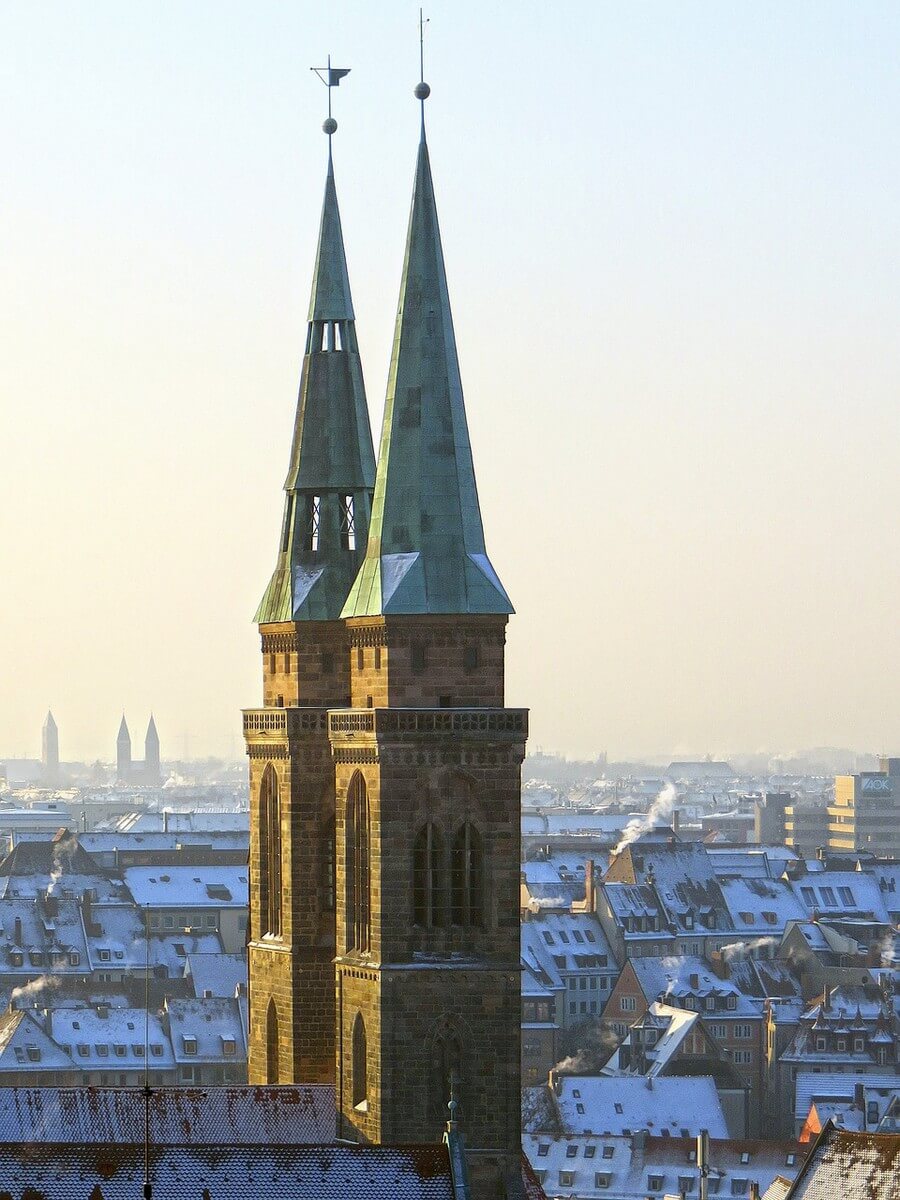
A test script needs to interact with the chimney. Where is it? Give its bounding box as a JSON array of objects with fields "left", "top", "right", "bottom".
[
  {"left": 854, "top": 1082, "right": 865, "bottom": 1109},
  {"left": 163, "top": 809, "right": 169, "bottom": 834},
  {"left": 822, "top": 986, "right": 831, "bottom": 1013},
  {"left": 689, "top": 973, "right": 700, "bottom": 990},
  {"left": 749, "top": 1184, "right": 761, "bottom": 1200},
  {"left": 585, "top": 859, "right": 596, "bottom": 912},
  {"left": 710, "top": 951, "right": 729, "bottom": 981},
  {"left": 633, "top": 1130, "right": 647, "bottom": 1152},
  {"left": 13, "top": 917, "right": 22, "bottom": 944},
  {"left": 672, "top": 809, "right": 680, "bottom": 835},
  {"left": 697, "top": 1130, "right": 709, "bottom": 1200}
]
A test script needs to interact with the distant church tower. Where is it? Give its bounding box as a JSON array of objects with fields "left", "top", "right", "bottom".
[
  {"left": 245, "top": 118, "right": 376, "bottom": 1084},
  {"left": 331, "top": 86, "right": 526, "bottom": 1194},
  {"left": 145, "top": 715, "right": 161, "bottom": 783},
  {"left": 116, "top": 715, "right": 132, "bottom": 783},
  {"left": 42, "top": 710, "right": 59, "bottom": 783}
]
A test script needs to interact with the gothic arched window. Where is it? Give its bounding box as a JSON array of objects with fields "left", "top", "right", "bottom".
[
  {"left": 346, "top": 773, "right": 370, "bottom": 952},
  {"left": 259, "top": 764, "right": 282, "bottom": 937},
  {"left": 451, "top": 822, "right": 484, "bottom": 928},
  {"left": 352, "top": 1012, "right": 368, "bottom": 1109},
  {"left": 266, "top": 998, "right": 280, "bottom": 1084},
  {"left": 413, "top": 822, "right": 445, "bottom": 927},
  {"left": 429, "top": 1034, "right": 462, "bottom": 1121}
]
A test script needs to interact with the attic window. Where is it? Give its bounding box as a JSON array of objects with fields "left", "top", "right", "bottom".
[
  {"left": 740, "top": 1152, "right": 750, "bottom": 1164},
  {"left": 340, "top": 495, "right": 356, "bottom": 551},
  {"left": 614, "top": 1103, "right": 623, "bottom": 1114},
  {"left": 800, "top": 887, "right": 815, "bottom": 905},
  {"left": 222, "top": 1038, "right": 236, "bottom": 1056},
  {"left": 183, "top": 1036, "right": 197, "bottom": 1055},
  {"left": 820, "top": 887, "right": 836, "bottom": 906},
  {"left": 602, "top": 1146, "right": 614, "bottom": 1159},
  {"left": 537, "top": 1144, "right": 549, "bottom": 1158},
  {"left": 151, "top": 1044, "right": 164, "bottom": 1057},
  {"left": 838, "top": 886, "right": 855, "bottom": 905},
  {"left": 566, "top": 1145, "right": 577, "bottom": 1158},
  {"left": 306, "top": 495, "right": 321, "bottom": 553}
]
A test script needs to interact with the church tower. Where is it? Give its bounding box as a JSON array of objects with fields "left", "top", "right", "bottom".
[
  {"left": 245, "top": 102, "right": 376, "bottom": 1085},
  {"left": 116, "top": 716, "right": 131, "bottom": 783},
  {"left": 42, "top": 710, "right": 59, "bottom": 784},
  {"left": 145, "top": 715, "right": 161, "bottom": 783},
  {"left": 331, "top": 79, "right": 526, "bottom": 1196}
]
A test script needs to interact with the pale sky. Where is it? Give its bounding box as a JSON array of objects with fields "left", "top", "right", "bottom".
[{"left": 2, "top": 2, "right": 898, "bottom": 763}]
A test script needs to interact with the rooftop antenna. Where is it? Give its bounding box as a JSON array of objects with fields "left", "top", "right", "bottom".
[
  {"left": 414, "top": 8, "right": 431, "bottom": 132},
  {"left": 143, "top": 903, "right": 152, "bottom": 1200},
  {"left": 311, "top": 55, "right": 351, "bottom": 163}
]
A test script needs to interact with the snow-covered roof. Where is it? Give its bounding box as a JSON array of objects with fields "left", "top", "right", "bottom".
[
  {"left": 0, "top": 1084, "right": 336, "bottom": 1143},
  {"left": 122, "top": 866, "right": 248, "bottom": 907},
  {"left": 629, "top": 956, "right": 761, "bottom": 1018},
  {"left": 602, "top": 1002, "right": 699, "bottom": 1077},
  {"left": 0, "top": 1010, "right": 74, "bottom": 1072},
  {"left": 791, "top": 874, "right": 890, "bottom": 923},
  {"left": 719, "top": 877, "right": 806, "bottom": 934},
  {"left": 787, "top": 1125, "right": 900, "bottom": 1200},
  {"left": 115, "top": 810, "right": 249, "bottom": 833},
  {"left": 793, "top": 1072, "right": 900, "bottom": 1122},
  {"left": 522, "top": 912, "right": 615, "bottom": 974},
  {"left": 0, "top": 1143, "right": 456, "bottom": 1200},
  {"left": 165, "top": 996, "right": 246, "bottom": 1063},
  {"left": 48, "top": 1005, "right": 175, "bottom": 1069},
  {"left": 524, "top": 1133, "right": 805, "bottom": 1200},
  {"left": 0, "top": 896, "right": 89, "bottom": 975},
  {"left": 552, "top": 1074, "right": 729, "bottom": 1138},
  {"left": 185, "top": 952, "right": 247, "bottom": 998}
]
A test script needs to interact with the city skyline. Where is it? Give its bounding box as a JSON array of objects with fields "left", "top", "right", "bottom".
[{"left": 3, "top": 3, "right": 899, "bottom": 762}]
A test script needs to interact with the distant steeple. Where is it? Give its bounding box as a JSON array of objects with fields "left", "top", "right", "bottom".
[
  {"left": 116, "top": 715, "right": 131, "bottom": 781},
  {"left": 255, "top": 125, "right": 376, "bottom": 623},
  {"left": 342, "top": 90, "right": 512, "bottom": 617},
  {"left": 145, "top": 714, "right": 161, "bottom": 780},
  {"left": 41, "top": 710, "right": 59, "bottom": 779}
]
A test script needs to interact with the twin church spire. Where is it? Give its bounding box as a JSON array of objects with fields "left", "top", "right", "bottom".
[{"left": 257, "top": 73, "right": 511, "bottom": 626}]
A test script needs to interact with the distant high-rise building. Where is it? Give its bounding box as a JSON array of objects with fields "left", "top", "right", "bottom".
[
  {"left": 829, "top": 756, "right": 900, "bottom": 859},
  {"left": 41, "top": 710, "right": 59, "bottom": 783},
  {"left": 145, "top": 715, "right": 161, "bottom": 783},
  {"left": 116, "top": 715, "right": 132, "bottom": 783}
]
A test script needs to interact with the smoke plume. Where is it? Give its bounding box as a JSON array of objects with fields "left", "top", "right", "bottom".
[
  {"left": 11, "top": 975, "right": 61, "bottom": 1005},
  {"left": 719, "top": 936, "right": 779, "bottom": 960},
  {"left": 611, "top": 784, "right": 678, "bottom": 857}
]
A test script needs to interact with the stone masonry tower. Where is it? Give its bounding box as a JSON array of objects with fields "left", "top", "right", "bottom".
[
  {"left": 245, "top": 128, "right": 376, "bottom": 1084},
  {"left": 331, "top": 88, "right": 527, "bottom": 1197}
]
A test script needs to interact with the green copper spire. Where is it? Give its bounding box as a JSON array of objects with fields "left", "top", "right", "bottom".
[
  {"left": 255, "top": 148, "right": 376, "bottom": 623},
  {"left": 342, "top": 121, "right": 512, "bottom": 617}
]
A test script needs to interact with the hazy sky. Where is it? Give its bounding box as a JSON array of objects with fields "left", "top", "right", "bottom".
[{"left": 2, "top": 2, "right": 898, "bottom": 763}]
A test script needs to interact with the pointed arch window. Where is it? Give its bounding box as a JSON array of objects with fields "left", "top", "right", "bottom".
[
  {"left": 352, "top": 1012, "right": 368, "bottom": 1110},
  {"left": 346, "top": 773, "right": 370, "bottom": 952},
  {"left": 305, "top": 495, "right": 321, "bottom": 553},
  {"left": 259, "top": 764, "right": 282, "bottom": 938},
  {"left": 266, "top": 998, "right": 280, "bottom": 1084},
  {"left": 429, "top": 1034, "right": 462, "bottom": 1121},
  {"left": 339, "top": 495, "right": 356, "bottom": 551},
  {"left": 451, "top": 822, "right": 484, "bottom": 928},
  {"left": 413, "top": 823, "right": 445, "bottom": 927}
]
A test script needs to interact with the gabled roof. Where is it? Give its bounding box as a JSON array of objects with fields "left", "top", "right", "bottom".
[
  {"left": 551, "top": 1074, "right": 729, "bottom": 1138},
  {"left": 783, "top": 1122, "right": 900, "bottom": 1199},
  {"left": 342, "top": 131, "right": 511, "bottom": 617},
  {"left": 0, "top": 1010, "right": 74, "bottom": 1072}
]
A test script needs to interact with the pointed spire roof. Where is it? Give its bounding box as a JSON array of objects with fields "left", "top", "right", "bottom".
[
  {"left": 255, "top": 148, "right": 376, "bottom": 624},
  {"left": 146, "top": 715, "right": 159, "bottom": 743},
  {"left": 342, "top": 129, "right": 512, "bottom": 617},
  {"left": 308, "top": 154, "right": 355, "bottom": 323},
  {"left": 117, "top": 715, "right": 130, "bottom": 742},
  {"left": 43, "top": 710, "right": 57, "bottom": 731}
]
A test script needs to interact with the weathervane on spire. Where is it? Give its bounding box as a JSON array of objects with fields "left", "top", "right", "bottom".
[
  {"left": 414, "top": 9, "right": 431, "bottom": 130},
  {"left": 311, "top": 55, "right": 351, "bottom": 149}
]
